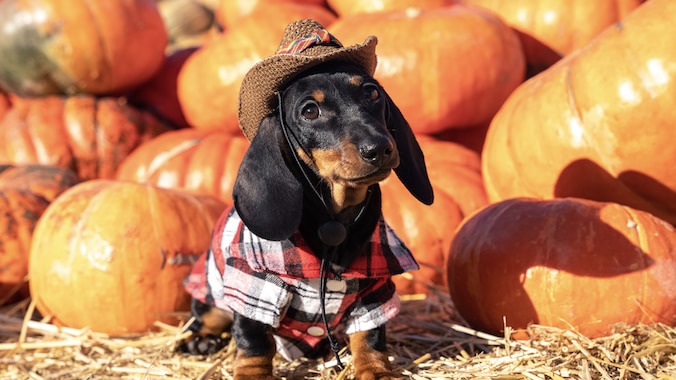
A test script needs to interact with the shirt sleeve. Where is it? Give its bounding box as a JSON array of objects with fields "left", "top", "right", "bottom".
[
  {"left": 217, "top": 256, "right": 293, "bottom": 328},
  {"left": 343, "top": 277, "right": 401, "bottom": 334}
]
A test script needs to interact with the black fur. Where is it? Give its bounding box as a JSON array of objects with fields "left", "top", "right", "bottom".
[{"left": 182, "top": 63, "right": 433, "bottom": 368}]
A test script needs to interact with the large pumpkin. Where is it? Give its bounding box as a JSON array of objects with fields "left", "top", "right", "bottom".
[
  {"left": 0, "top": 165, "right": 79, "bottom": 305},
  {"left": 330, "top": 5, "right": 525, "bottom": 134},
  {"left": 447, "top": 197, "right": 676, "bottom": 338},
  {"left": 0, "top": 95, "right": 169, "bottom": 180},
  {"left": 482, "top": 0, "right": 676, "bottom": 225},
  {"left": 382, "top": 137, "right": 487, "bottom": 295},
  {"left": 116, "top": 128, "right": 249, "bottom": 205},
  {"left": 177, "top": 3, "right": 336, "bottom": 133},
  {"left": 0, "top": 0, "right": 167, "bottom": 97},
  {"left": 28, "top": 180, "right": 227, "bottom": 335}
]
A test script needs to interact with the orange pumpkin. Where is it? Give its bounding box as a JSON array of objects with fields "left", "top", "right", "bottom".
[
  {"left": 0, "top": 95, "right": 169, "bottom": 180},
  {"left": 29, "top": 180, "right": 227, "bottom": 335},
  {"left": 463, "top": 0, "right": 645, "bottom": 56},
  {"left": 382, "top": 177, "right": 463, "bottom": 295},
  {"left": 0, "top": 0, "right": 167, "bottom": 96},
  {"left": 482, "top": 0, "right": 676, "bottom": 225},
  {"left": 330, "top": 6, "right": 525, "bottom": 134},
  {"left": 327, "top": 0, "right": 456, "bottom": 16},
  {"left": 0, "top": 90, "right": 10, "bottom": 120},
  {"left": 128, "top": 47, "right": 199, "bottom": 129},
  {"left": 0, "top": 165, "right": 79, "bottom": 305},
  {"left": 215, "top": 0, "right": 328, "bottom": 28},
  {"left": 116, "top": 129, "right": 249, "bottom": 205},
  {"left": 447, "top": 197, "right": 676, "bottom": 338},
  {"left": 177, "top": 3, "right": 337, "bottom": 133},
  {"left": 382, "top": 137, "right": 487, "bottom": 295}
]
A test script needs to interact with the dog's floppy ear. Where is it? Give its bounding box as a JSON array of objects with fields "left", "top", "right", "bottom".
[
  {"left": 233, "top": 115, "right": 303, "bottom": 240},
  {"left": 385, "top": 91, "right": 434, "bottom": 205}
]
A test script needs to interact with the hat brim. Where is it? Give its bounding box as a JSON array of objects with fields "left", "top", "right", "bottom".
[{"left": 238, "top": 36, "right": 378, "bottom": 141}]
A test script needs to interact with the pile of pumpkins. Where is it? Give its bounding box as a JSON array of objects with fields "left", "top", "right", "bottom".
[{"left": 0, "top": 0, "right": 673, "bottom": 340}]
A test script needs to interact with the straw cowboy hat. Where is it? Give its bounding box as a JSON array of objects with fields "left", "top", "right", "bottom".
[{"left": 238, "top": 19, "right": 378, "bottom": 141}]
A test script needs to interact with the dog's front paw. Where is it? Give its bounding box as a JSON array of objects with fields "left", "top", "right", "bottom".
[{"left": 178, "top": 334, "right": 228, "bottom": 355}]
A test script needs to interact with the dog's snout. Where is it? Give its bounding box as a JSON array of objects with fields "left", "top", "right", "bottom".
[{"left": 358, "top": 137, "right": 395, "bottom": 166}]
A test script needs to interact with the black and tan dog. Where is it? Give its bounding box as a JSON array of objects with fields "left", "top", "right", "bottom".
[{"left": 182, "top": 19, "right": 433, "bottom": 380}]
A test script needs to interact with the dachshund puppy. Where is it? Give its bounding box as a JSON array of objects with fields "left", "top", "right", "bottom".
[{"left": 182, "top": 25, "right": 433, "bottom": 380}]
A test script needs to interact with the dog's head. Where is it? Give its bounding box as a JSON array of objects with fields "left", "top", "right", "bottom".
[
  {"left": 232, "top": 19, "right": 433, "bottom": 241},
  {"left": 233, "top": 62, "right": 433, "bottom": 241}
]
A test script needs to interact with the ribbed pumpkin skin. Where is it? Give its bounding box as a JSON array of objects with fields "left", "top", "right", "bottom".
[
  {"left": 482, "top": 0, "right": 676, "bottom": 225},
  {"left": 177, "top": 3, "right": 336, "bottom": 133},
  {"left": 215, "top": 0, "right": 329, "bottom": 28},
  {"left": 382, "top": 137, "right": 487, "bottom": 295},
  {"left": 447, "top": 197, "right": 676, "bottom": 338},
  {"left": 0, "top": 96, "right": 169, "bottom": 180},
  {"left": 0, "top": 165, "right": 79, "bottom": 305},
  {"left": 463, "top": 0, "right": 645, "bottom": 56},
  {"left": 330, "top": 6, "right": 525, "bottom": 134},
  {"left": 0, "top": 0, "right": 167, "bottom": 96},
  {"left": 28, "top": 180, "right": 226, "bottom": 335},
  {"left": 0, "top": 90, "right": 9, "bottom": 119},
  {"left": 382, "top": 176, "right": 463, "bottom": 295},
  {"left": 327, "top": 0, "right": 456, "bottom": 16},
  {"left": 116, "top": 129, "right": 249, "bottom": 205}
]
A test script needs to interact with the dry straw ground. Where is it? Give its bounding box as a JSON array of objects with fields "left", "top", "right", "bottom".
[{"left": 1, "top": 281, "right": 676, "bottom": 380}]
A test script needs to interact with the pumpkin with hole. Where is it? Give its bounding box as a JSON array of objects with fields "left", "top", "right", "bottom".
[
  {"left": 481, "top": 0, "right": 676, "bottom": 226},
  {"left": 28, "top": 180, "right": 227, "bottom": 335},
  {"left": 446, "top": 197, "right": 676, "bottom": 338},
  {"left": 177, "top": 2, "right": 337, "bottom": 133},
  {"left": 0, "top": 95, "right": 169, "bottom": 181},
  {"left": 329, "top": 5, "right": 525, "bottom": 134},
  {"left": 0, "top": 165, "right": 79, "bottom": 305},
  {"left": 116, "top": 129, "right": 249, "bottom": 205},
  {"left": 0, "top": 0, "right": 167, "bottom": 97}
]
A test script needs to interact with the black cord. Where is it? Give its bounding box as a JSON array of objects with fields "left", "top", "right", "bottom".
[
  {"left": 319, "top": 247, "right": 345, "bottom": 370},
  {"left": 277, "top": 92, "right": 331, "bottom": 214}
]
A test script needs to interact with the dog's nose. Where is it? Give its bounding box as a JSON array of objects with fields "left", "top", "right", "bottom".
[{"left": 358, "top": 137, "right": 395, "bottom": 166}]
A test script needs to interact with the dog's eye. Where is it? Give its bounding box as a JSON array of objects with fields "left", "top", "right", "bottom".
[
  {"left": 364, "top": 85, "right": 380, "bottom": 101},
  {"left": 301, "top": 103, "right": 320, "bottom": 120}
]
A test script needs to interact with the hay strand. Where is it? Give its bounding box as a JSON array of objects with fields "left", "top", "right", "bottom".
[{"left": 2, "top": 288, "right": 676, "bottom": 379}]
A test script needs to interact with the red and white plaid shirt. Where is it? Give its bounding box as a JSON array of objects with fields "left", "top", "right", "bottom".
[{"left": 184, "top": 207, "right": 418, "bottom": 361}]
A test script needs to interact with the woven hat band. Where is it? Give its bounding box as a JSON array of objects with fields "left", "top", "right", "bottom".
[{"left": 275, "top": 29, "right": 343, "bottom": 56}]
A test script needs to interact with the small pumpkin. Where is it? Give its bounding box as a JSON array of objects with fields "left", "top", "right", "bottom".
[
  {"left": 330, "top": 6, "right": 525, "bottom": 134},
  {"left": 0, "top": 0, "right": 168, "bottom": 96},
  {"left": 447, "top": 197, "right": 676, "bottom": 338},
  {"left": 116, "top": 128, "right": 249, "bottom": 205},
  {"left": 382, "top": 137, "right": 487, "bottom": 295},
  {"left": 482, "top": 0, "right": 676, "bottom": 225},
  {"left": 0, "top": 165, "right": 79, "bottom": 305},
  {"left": 177, "top": 2, "right": 337, "bottom": 133},
  {"left": 0, "top": 95, "right": 169, "bottom": 180},
  {"left": 28, "top": 180, "right": 227, "bottom": 335}
]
